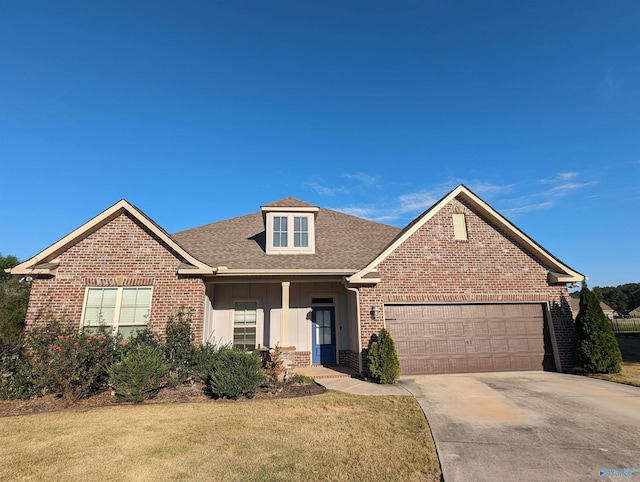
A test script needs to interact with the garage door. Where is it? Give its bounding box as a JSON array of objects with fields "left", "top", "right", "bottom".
[{"left": 385, "top": 304, "right": 552, "bottom": 375}]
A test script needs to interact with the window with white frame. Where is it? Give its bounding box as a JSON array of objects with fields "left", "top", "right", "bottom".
[
  {"left": 82, "top": 287, "right": 152, "bottom": 338},
  {"left": 233, "top": 301, "right": 257, "bottom": 350},
  {"left": 273, "top": 216, "right": 288, "bottom": 247},
  {"left": 266, "top": 213, "right": 314, "bottom": 254}
]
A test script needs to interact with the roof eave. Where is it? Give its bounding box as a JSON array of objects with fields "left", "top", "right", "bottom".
[
  {"left": 215, "top": 268, "right": 358, "bottom": 277},
  {"left": 548, "top": 271, "right": 586, "bottom": 284}
]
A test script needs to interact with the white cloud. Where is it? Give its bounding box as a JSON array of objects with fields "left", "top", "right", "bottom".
[
  {"left": 501, "top": 202, "right": 555, "bottom": 217},
  {"left": 305, "top": 178, "right": 349, "bottom": 196},
  {"left": 539, "top": 172, "right": 577, "bottom": 184},
  {"left": 341, "top": 172, "right": 379, "bottom": 186},
  {"left": 306, "top": 172, "right": 380, "bottom": 197},
  {"left": 397, "top": 191, "right": 439, "bottom": 213},
  {"left": 331, "top": 172, "right": 596, "bottom": 224},
  {"left": 545, "top": 181, "right": 596, "bottom": 197}
]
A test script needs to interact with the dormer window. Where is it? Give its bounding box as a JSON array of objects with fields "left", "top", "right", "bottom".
[
  {"left": 273, "top": 215, "right": 309, "bottom": 248},
  {"left": 261, "top": 198, "right": 318, "bottom": 255}
]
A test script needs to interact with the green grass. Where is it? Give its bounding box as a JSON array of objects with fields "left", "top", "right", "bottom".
[
  {"left": 589, "top": 362, "right": 640, "bottom": 387},
  {"left": 0, "top": 392, "right": 441, "bottom": 481},
  {"left": 589, "top": 335, "right": 640, "bottom": 387}
]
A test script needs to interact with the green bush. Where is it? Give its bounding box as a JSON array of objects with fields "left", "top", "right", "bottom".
[
  {"left": 163, "top": 307, "right": 196, "bottom": 385},
  {"left": 26, "top": 321, "right": 116, "bottom": 401},
  {"left": 207, "top": 348, "right": 265, "bottom": 400},
  {"left": 116, "top": 328, "right": 160, "bottom": 356},
  {"left": 191, "top": 340, "right": 226, "bottom": 384},
  {"left": 108, "top": 344, "right": 169, "bottom": 402},
  {"left": 0, "top": 342, "right": 37, "bottom": 400},
  {"left": 367, "top": 328, "right": 401, "bottom": 384},
  {"left": 574, "top": 283, "right": 622, "bottom": 374}
]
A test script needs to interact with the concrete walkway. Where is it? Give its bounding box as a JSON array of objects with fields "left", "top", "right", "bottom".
[{"left": 296, "top": 366, "right": 408, "bottom": 395}]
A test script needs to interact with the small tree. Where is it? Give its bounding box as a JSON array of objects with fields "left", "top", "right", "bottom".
[
  {"left": 163, "top": 306, "right": 196, "bottom": 385},
  {"left": 574, "top": 282, "right": 622, "bottom": 374},
  {"left": 367, "top": 328, "right": 400, "bottom": 384},
  {"left": 0, "top": 253, "right": 31, "bottom": 346}
]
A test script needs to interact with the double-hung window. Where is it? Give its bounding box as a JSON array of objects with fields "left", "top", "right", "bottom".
[
  {"left": 273, "top": 216, "right": 288, "bottom": 247},
  {"left": 266, "top": 213, "right": 314, "bottom": 254},
  {"left": 233, "top": 301, "right": 257, "bottom": 350},
  {"left": 82, "top": 287, "right": 152, "bottom": 337},
  {"left": 293, "top": 216, "right": 308, "bottom": 247}
]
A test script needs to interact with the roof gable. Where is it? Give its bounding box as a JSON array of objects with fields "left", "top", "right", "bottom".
[
  {"left": 9, "top": 200, "right": 213, "bottom": 275},
  {"left": 348, "top": 184, "right": 585, "bottom": 284}
]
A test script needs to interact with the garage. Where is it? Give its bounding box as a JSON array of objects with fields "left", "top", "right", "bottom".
[{"left": 385, "top": 303, "right": 554, "bottom": 375}]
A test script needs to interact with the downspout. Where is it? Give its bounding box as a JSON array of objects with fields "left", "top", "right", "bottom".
[{"left": 344, "top": 282, "right": 363, "bottom": 376}]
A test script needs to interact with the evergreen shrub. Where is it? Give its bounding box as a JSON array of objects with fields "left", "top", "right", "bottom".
[
  {"left": 108, "top": 344, "right": 169, "bottom": 402},
  {"left": 367, "top": 328, "right": 401, "bottom": 384},
  {"left": 574, "top": 283, "right": 622, "bottom": 374},
  {"left": 207, "top": 348, "right": 265, "bottom": 399}
]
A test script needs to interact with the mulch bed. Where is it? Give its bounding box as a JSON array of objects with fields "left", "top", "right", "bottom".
[{"left": 0, "top": 382, "right": 326, "bottom": 418}]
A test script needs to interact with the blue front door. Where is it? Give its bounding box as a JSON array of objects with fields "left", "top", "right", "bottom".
[{"left": 312, "top": 307, "right": 336, "bottom": 365}]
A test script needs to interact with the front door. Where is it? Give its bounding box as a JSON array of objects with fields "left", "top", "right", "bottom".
[{"left": 312, "top": 307, "right": 336, "bottom": 365}]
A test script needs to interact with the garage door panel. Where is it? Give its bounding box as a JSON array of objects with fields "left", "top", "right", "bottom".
[
  {"left": 470, "top": 320, "right": 490, "bottom": 335},
  {"left": 488, "top": 321, "right": 506, "bottom": 334},
  {"left": 490, "top": 338, "right": 509, "bottom": 353},
  {"left": 447, "top": 339, "right": 466, "bottom": 355},
  {"left": 508, "top": 338, "right": 530, "bottom": 352},
  {"left": 449, "top": 357, "right": 469, "bottom": 372},
  {"left": 386, "top": 303, "right": 548, "bottom": 375},
  {"left": 447, "top": 321, "right": 464, "bottom": 336},
  {"left": 471, "top": 338, "right": 492, "bottom": 353}
]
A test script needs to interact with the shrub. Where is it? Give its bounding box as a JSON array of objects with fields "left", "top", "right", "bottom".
[
  {"left": 262, "top": 345, "right": 286, "bottom": 385},
  {"left": 0, "top": 342, "right": 37, "bottom": 400},
  {"left": 25, "top": 321, "right": 116, "bottom": 401},
  {"left": 367, "top": 328, "right": 401, "bottom": 384},
  {"left": 207, "top": 348, "right": 265, "bottom": 400},
  {"left": 574, "top": 282, "right": 622, "bottom": 374},
  {"left": 108, "top": 344, "right": 169, "bottom": 402},
  {"left": 287, "top": 373, "right": 315, "bottom": 386},
  {"left": 163, "top": 307, "right": 196, "bottom": 385},
  {"left": 191, "top": 340, "right": 226, "bottom": 384}
]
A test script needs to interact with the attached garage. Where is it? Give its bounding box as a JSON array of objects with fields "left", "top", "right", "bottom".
[{"left": 385, "top": 303, "right": 556, "bottom": 375}]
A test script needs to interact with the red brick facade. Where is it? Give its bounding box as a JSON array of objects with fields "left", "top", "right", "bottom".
[
  {"left": 21, "top": 194, "right": 578, "bottom": 374},
  {"left": 25, "top": 213, "right": 206, "bottom": 342},
  {"left": 355, "top": 199, "right": 575, "bottom": 372}
]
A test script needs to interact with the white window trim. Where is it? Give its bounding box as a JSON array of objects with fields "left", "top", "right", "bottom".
[
  {"left": 265, "top": 212, "right": 315, "bottom": 254},
  {"left": 232, "top": 299, "right": 262, "bottom": 350},
  {"left": 80, "top": 286, "right": 153, "bottom": 334}
]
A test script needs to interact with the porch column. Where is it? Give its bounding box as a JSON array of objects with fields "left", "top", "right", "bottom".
[{"left": 281, "top": 281, "right": 290, "bottom": 347}]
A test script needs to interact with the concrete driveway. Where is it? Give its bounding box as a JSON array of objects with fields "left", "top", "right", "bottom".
[{"left": 401, "top": 372, "right": 640, "bottom": 482}]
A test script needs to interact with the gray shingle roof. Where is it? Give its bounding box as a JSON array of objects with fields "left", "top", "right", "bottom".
[
  {"left": 171, "top": 205, "right": 401, "bottom": 271},
  {"left": 261, "top": 197, "right": 318, "bottom": 208}
]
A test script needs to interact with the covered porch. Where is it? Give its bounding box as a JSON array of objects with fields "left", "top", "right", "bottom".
[{"left": 201, "top": 278, "right": 361, "bottom": 371}]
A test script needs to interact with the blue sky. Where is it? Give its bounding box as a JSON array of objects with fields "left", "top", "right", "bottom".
[{"left": 1, "top": 1, "right": 638, "bottom": 287}]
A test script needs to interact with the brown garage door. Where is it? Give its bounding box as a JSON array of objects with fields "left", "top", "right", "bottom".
[{"left": 385, "top": 304, "right": 551, "bottom": 375}]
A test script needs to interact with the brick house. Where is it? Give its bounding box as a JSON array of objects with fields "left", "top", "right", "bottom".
[{"left": 9, "top": 185, "right": 584, "bottom": 375}]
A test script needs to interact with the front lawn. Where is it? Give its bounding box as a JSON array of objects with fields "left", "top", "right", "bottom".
[
  {"left": 589, "top": 335, "right": 640, "bottom": 387},
  {"left": 0, "top": 391, "right": 440, "bottom": 481},
  {"left": 589, "top": 362, "right": 640, "bottom": 387}
]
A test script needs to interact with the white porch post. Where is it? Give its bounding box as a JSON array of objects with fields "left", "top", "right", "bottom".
[{"left": 281, "top": 281, "right": 290, "bottom": 347}]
